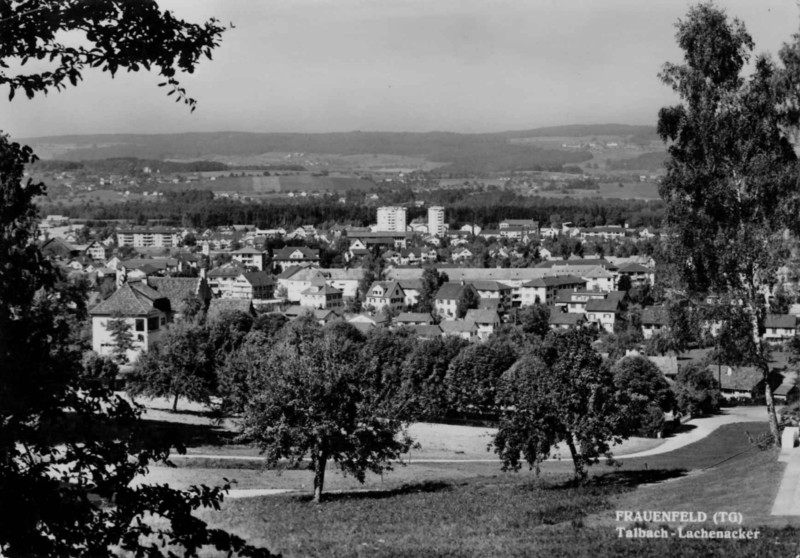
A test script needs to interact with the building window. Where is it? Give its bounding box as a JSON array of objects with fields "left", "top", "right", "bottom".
[{"left": 135, "top": 319, "right": 145, "bottom": 331}]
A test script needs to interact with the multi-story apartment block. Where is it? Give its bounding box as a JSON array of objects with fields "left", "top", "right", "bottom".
[
  {"left": 117, "top": 228, "right": 181, "bottom": 248},
  {"left": 377, "top": 206, "right": 407, "bottom": 233},
  {"left": 427, "top": 206, "right": 446, "bottom": 237}
]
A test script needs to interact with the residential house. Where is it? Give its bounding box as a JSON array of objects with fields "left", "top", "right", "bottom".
[
  {"left": 434, "top": 282, "right": 479, "bottom": 320},
  {"left": 548, "top": 310, "right": 586, "bottom": 330},
  {"left": 231, "top": 246, "right": 268, "bottom": 271},
  {"left": 519, "top": 275, "right": 586, "bottom": 306},
  {"left": 585, "top": 296, "right": 623, "bottom": 333},
  {"left": 272, "top": 246, "right": 320, "bottom": 271},
  {"left": 500, "top": 219, "right": 538, "bottom": 229},
  {"left": 452, "top": 248, "right": 473, "bottom": 262},
  {"left": 641, "top": 305, "right": 669, "bottom": 340},
  {"left": 347, "top": 312, "right": 389, "bottom": 333},
  {"left": 89, "top": 282, "right": 169, "bottom": 364},
  {"left": 470, "top": 281, "right": 512, "bottom": 309},
  {"left": 146, "top": 276, "right": 212, "bottom": 320},
  {"left": 207, "top": 263, "right": 246, "bottom": 297},
  {"left": 617, "top": 262, "right": 655, "bottom": 287},
  {"left": 393, "top": 312, "right": 435, "bottom": 327},
  {"left": 228, "top": 271, "right": 275, "bottom": 300},
  {"left": 581, "top": 266, "right": 617, "bottom": 292},
  {"left": 365, "top": 281, "right": 406, "bottom": 313},
  {"left": 84, "top": 240, "right": 107, "bottom": 261},
  {"left": 40, "top": 237, "right": 80, "bottom": 260},
  {"left": 764, "top": 314, "right": 798, "bottom": 343},
  {"left": 299, "top": 282, "right": 344, "bottom": 309},
  {"left": 440, "top": 320, "right": 477, "bottom": 341},
  {"left": 465, "top": 309, "right": 501, "bottom": 341},
  {"left": 554, "top": 290, "right": 610, "bottom": 313},
  {"left": 407, "top": 324, "right": 443, "bottom": 340}
]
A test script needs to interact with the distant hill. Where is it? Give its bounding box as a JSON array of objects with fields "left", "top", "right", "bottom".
[{"left": 20, "top": 125, "right": 658, "bottom": 173}]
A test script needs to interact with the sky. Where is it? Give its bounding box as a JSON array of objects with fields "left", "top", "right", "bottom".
[{"left": 4, "top": 0, "right": 800, "bottom": 138}]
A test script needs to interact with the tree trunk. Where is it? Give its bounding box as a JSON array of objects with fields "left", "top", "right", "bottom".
[
  {"left": 565, "top": 435, "right": 586, "bottom": 482},
  {"left": 747, "top": 301, "right": 781, "bottom": 447},
  {"left": 172, "top": 393, "right": 179, "bottom": 412},
  {"left": 313, "top": 453, "right": 327, "bottom": 503},
  {"left": 763, "top": 370, "right": 781, "bottom": 447}
]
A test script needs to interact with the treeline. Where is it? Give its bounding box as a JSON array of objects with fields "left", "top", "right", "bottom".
[
  {"left": 31, "top": 157, "right": 229, "bottom": 174},
  {"left": 120, "top": 309, "right": 718, "bottom": 499},
  {"left": 41, "top": 194, "right": 665, "bottom": 230}
]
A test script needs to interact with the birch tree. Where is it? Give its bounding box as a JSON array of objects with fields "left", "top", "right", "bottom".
[{"left": 658, "top": 2, "right": 800, "bottom": 445}]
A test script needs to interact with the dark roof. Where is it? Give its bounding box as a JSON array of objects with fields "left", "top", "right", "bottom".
[
  {"left": 536, "top": 258, "right": 615, "bottom": 270},
  {"left": 470, "top": 280, "right": 511, "bottom": 291},
  {"left": 398, "top": 279, "right": 422, "bottom": 290},
  {"left": 89, "top": 283, "right": 165, "bottom": 316},
  {"left": 711, "top": 365, "right": 764, "bottom": 392},
  {"left": 147, "top": 277, "right": 210, "bottom": 309},
  {"left": 207, "top": 263, "right": 246, "bottom": 278},
  {"left": 765, "top": 314, "right": 797, "bottom": 329},
  {"left": 121, "top": 258, "right": 176, "bottom": 271},
  {"left": 617, "top": 262, "right": 652, "bottom": 273},
  {"left": 241, "top": 271, "right": 275, "bottom": 287},
  {"left": 465, "top": 309, "right": 500, "bottom": 324},
  {"left": 585, "top": 298, "right": 622, "bottom": 313},
  {"left": 435, "top": 282, "right": 471, "bottom": 301},
  {"left": 641, "top": 305, "right": 669, "bottom": 326},
  {"left": 549, "top": 312, "right": 586, "bottom": 326},
  {"left": 394, "top": 312, "right": 434, "bottom": 324},
  {"left": 273, "top": 247, "right": 320, "bottom": 259},
  {"left": 440, "top": 320, "right": 476, "bottom": 333},
  {"left": 523, "top": 275, "right": 586, "bottom": 288}
]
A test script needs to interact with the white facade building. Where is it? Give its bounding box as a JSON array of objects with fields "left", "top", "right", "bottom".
[
  {"left": 427, "top": 206, "right": 446, "bottom": 237},
  {"left": 377, "top": 206, "right": 407, "bottom": 233}
]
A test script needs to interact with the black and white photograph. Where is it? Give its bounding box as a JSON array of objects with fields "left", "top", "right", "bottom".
[{"left": 3, "top": 1, "right": 800, "bottom": 556}]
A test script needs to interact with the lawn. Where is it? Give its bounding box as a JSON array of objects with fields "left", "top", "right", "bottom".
[{"left": 131, "top": 399, "right": 800, "bottom": 556}]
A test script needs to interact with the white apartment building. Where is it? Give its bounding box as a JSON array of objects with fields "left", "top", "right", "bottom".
[
  {"left": 428, "top": 206, "right": 446, "bottom": 237},
  {"left": 117, "top": 229, "right": 181, "bottom": 248},
  {"left": 377, "top": 206, "right": 407, "bottom": 233}
]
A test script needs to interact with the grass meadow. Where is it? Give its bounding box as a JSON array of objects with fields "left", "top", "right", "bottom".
[{"left": 132, "top": 398, "right": 800, "bottom": 557}]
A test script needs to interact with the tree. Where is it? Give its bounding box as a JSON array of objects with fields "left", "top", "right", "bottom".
[
  {"left": 612, "top": 355, "right": 675, "bottom": 437},
  {"left": 455, "top": 284, "right": 480, "bottom": 319},
  {"left": 657, "top": 3, "right": 800, "bottom": 445},
  {"left": 127, "top": 321, "right": 215, "bottom": 412},
  {"left": 106, "top": 312, "right": 135, "bottom": 365},
  {"left": 81, "top": 351, "right": 120, "bottom": 390},
  {"left": 493, "top": 328, "right": 621, "bottom": 480},
  {"left": 0, "top": 3, "right": 271, "bottom": 556},
  {"left": 674, "top": 362, "right": 722, "bottom": 417},
  {"left": 240, "top": 321, "right": 413, "bottom": 503},
  {"left": 445, "top": 338, "right": 519, "bottom": 416},
  {"left": 399, "top": 336, "right": 470, "bottom": 420},
  {"left": 418, "top": 265, "right": 445, "bottom": 313},
  {"left": 515, "top": 304, "right": 551, "bottom": 338},
  {"left": 617, "top": 274, "right": 632, "bottom": 293}
]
